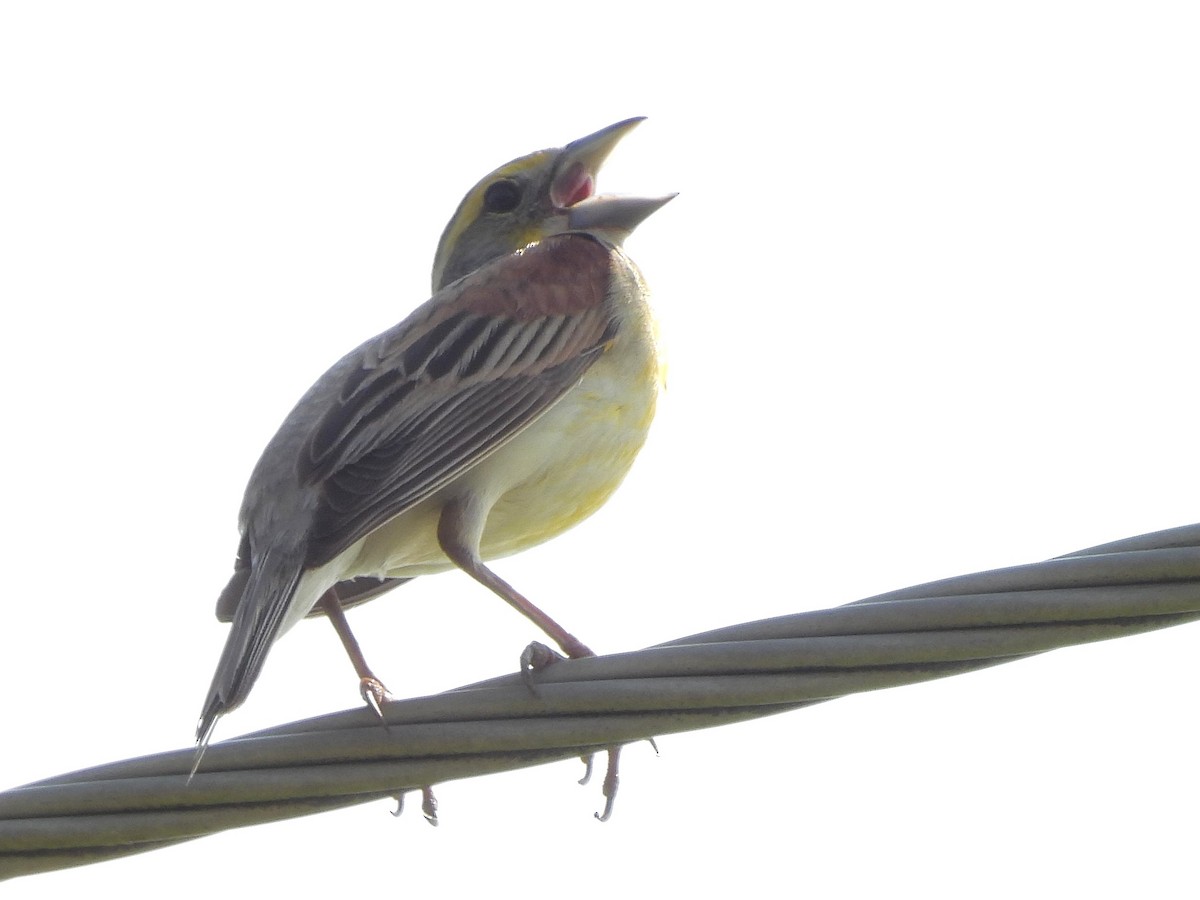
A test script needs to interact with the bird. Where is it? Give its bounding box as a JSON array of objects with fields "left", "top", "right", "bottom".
[{"left": 197, "top": 118, "right": 673, "bottom": 749}]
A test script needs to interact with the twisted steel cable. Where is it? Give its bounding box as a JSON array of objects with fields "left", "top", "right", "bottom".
[{"left": 3, "top": 522, "right": 1199, "bottom": 880}]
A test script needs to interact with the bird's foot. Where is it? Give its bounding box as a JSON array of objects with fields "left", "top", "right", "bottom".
[
  {"left": 578, "top": 753, "right": 596, "bottom": 786},
  {"left": 391, "top": 786, "right": 439, "bottom": 826},
  {"left": 580, "top": 739, "right": 656, "bottom": 819},
  {"left": 521, "top": 640, "right": 565, "bottom": 678},
  {"left": 521, "top": 640, "right": 573, "bottom": 693},
  {"left": 593, "top": 746, "right": 621, "bottom": 823},
  {"left": 421, "top": 786, "right": 439, "bottom": 826},
  {"left": 520, "top": 638, "right": 597, "bottom": 691},
  {"left": 360, "top": 676, "right": 392, "bottom": 719}
]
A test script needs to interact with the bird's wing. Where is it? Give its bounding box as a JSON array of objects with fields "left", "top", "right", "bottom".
[
  {"left": 298, "top": 233, "right": 617, "bottom": 568},
  {"left": 199, "top": 235, "right": 615, "bottom": 739}
]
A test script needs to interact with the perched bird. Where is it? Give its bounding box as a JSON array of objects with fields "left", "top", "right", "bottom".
[{"left": 198, "top": 119, "right": 672, "bottom": 747}]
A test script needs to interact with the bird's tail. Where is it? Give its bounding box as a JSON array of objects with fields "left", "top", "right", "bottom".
[{"left": 195, "top": 547, "right": 305, "bottom": 750}]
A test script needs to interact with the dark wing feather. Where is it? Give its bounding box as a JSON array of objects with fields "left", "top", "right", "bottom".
[{"left": 299, "top": 233, "right": 617, "bottom": 569}]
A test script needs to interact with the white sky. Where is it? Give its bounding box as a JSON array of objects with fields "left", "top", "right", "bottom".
[{"left": 3, "top": 2, "right": 1199, "bottom": 896}]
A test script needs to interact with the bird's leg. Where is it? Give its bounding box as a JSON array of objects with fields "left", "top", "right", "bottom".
[
  {"left": 438, "top": 499, "right": 629, "bottom": 819},
  {"left": 437, "top": 498, "right": 594, "bottom": 660},
  {"left": 317, "top": 587, "right": 391, "bottom": 716}
]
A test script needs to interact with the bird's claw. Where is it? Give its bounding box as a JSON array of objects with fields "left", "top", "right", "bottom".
[
  {"left": 593, "top": 746, "right": 621, "bottom": 823},
  {"left": 360, "top": 677, "right": 391, "bottom": 719},
  {"left": 391, "top": 786, "right": 439, "bottom": 826},
  {"left": 578, "top": 753, "right": 596, "bottom": 786},
  {"left": 421, "top": 786, "right": 439, "bottom": 826},
  {"left": 520, "top": 641, "right": 565, "bottom": 692},
  {"left": 522, "top": 640, "right": 565, "bottom": 672}
]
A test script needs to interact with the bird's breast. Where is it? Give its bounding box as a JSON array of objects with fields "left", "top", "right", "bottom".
[
  {"left": 350, "top": 254, "right": 662, "bottom": 578},
  {"left": 475, "top": 314, "right": 661, "bottom": 558},
  {"left": 357, "top": 265, "right": 662, "bottom": 577}
]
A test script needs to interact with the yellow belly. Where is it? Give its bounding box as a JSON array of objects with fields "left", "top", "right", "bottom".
[
  {"left": 351, "top": 292, "right": 661, "bottom": 578},
  {"left": 477, "top": 346, "right": 659, "bottom": 557}
]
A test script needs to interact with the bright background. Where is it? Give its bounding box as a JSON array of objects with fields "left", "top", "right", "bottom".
[{"left": 3, "top": 2, "right": 1198, "bottom": 896}]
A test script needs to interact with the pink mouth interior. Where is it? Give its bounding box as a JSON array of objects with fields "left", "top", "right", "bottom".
[{"left": 551, "top": 161, "right": 594, "bottom": 208}]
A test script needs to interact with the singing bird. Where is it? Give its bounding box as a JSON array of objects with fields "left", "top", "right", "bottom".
[{"left": 198, "top": 119, "right": 672, "bottom": 746}]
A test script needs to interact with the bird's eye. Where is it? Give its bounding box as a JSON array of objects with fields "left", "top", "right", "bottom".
[{"left": 483, "top": 179, "right": 522, "bottom": 214}]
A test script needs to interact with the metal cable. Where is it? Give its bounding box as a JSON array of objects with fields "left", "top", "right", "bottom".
[{"left": 3, "top": 522, "right": 1199, "bottom": 879}]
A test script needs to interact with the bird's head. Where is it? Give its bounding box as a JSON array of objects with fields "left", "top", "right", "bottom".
[{"left": 431, "top": 117, "right": 672, "bottom": 291}]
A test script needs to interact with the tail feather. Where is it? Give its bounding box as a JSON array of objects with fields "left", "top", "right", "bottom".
[{"left": 196, "top": 547, "right": 305, "bottom": 747}]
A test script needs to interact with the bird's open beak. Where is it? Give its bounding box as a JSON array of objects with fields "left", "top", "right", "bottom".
[
  {"left": 566, "top": 192, "right": 676, "bottom": 238},
  {"left": 547, "top": 117, "right": 674, "bottom": 240},
  {"left": 550, "top": 117, "right": 646, "bottom": 210}
]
